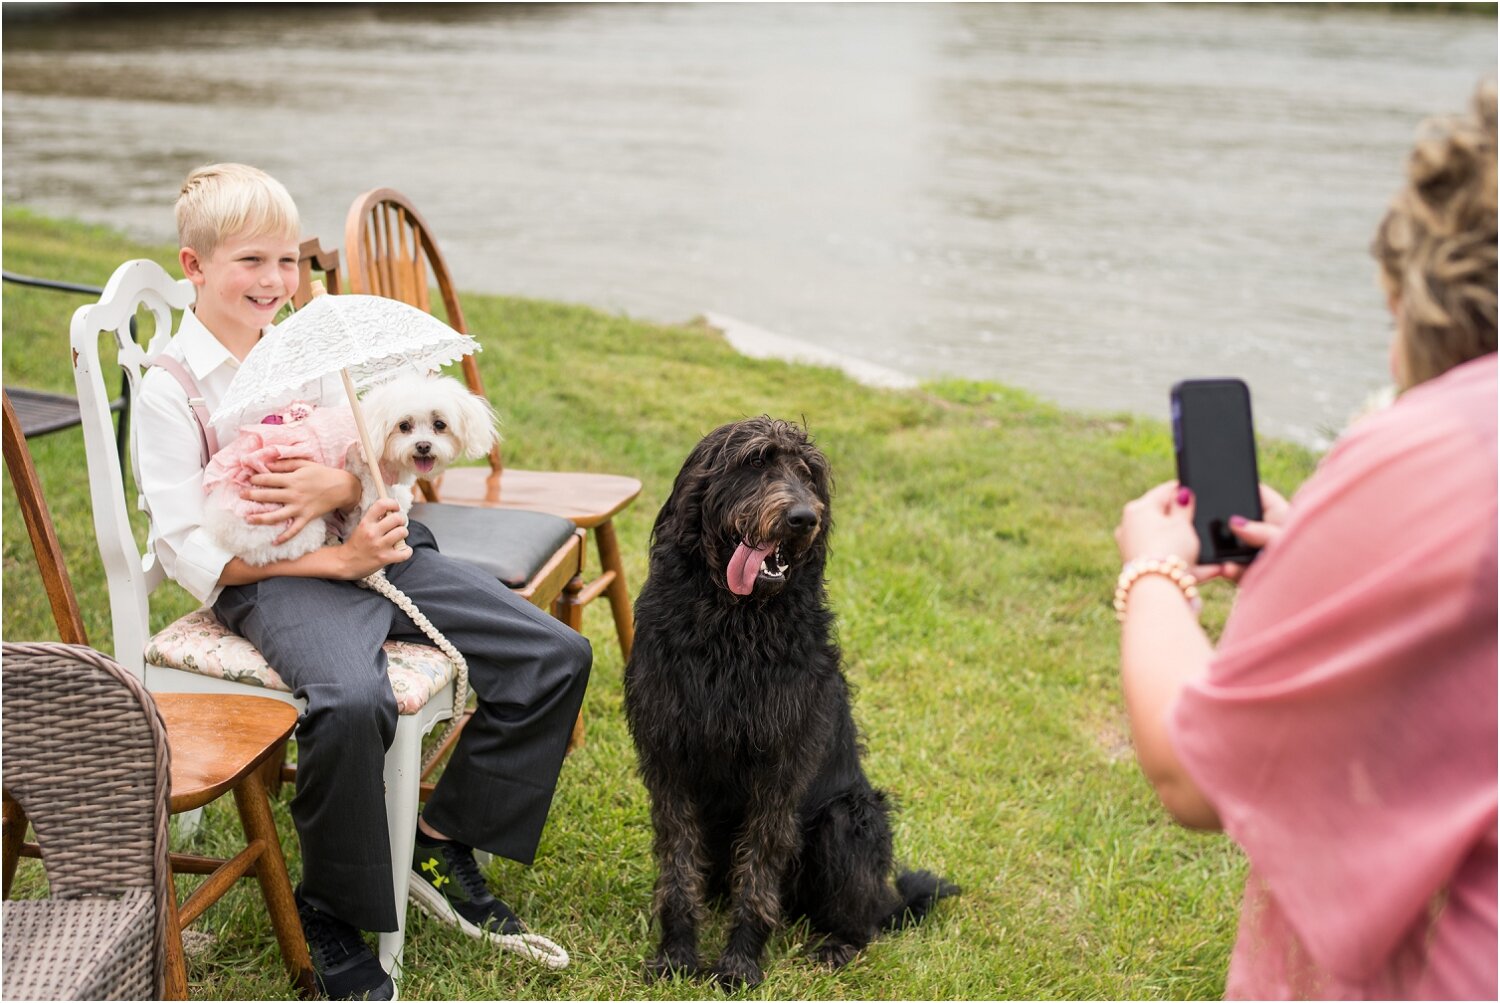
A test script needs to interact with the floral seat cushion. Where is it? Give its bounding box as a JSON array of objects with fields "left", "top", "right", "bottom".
[{"left": 145, "top": 608, "right": 455, "bottom": 715}]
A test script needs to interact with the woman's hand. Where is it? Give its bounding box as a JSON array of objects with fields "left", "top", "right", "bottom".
[
  {"left": 1195, "top": 483, "right": 1291, "bottom": 584},
  {"left": 242, "top": 459, "right": 361, "bottom": 545},
  {"left": 1116, "top": 481, "right": 1199, "bottom": 566},
  {"left": 1115, "top": 481, "right": 1223, "bottom": 831},
  {"left": 336, "top": 499, "right": 411, "bottom": 580}
]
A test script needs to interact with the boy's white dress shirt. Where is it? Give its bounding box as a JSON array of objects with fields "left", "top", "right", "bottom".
[{"left": 135, "top": 308, "right": 344, "bottom": 605}]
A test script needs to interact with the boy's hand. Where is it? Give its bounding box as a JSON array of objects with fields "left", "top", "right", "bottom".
[
  {"left": 242, "top": 460, "right": 361, "bottom": 544},
  {"left": 338, "top": 499, "right": 410, "bottom": 579}
]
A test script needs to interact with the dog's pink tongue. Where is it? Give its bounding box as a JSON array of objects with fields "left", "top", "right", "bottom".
[{"left": 727, "top": 540, "right": 774, "bottom": 596}]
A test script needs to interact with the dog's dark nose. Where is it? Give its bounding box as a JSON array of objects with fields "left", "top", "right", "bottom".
[
  {"left": 415, "top": 441, "right": 432, "bottom": 455},
  {"left": 786, "top": 505, "right": 819, "bottom": 534}
]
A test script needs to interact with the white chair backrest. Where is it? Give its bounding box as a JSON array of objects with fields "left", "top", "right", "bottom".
[{"left": 70, "top": 260, "right": 196, "bottom": 677}]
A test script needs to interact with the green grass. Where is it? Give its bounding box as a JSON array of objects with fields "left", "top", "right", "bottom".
[{"left": 2, "top": 208, "right": 1320, "bottom": 1000}]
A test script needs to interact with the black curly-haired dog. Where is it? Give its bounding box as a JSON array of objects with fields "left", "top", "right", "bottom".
[{"left": 624, "top": 416, "right": 958, "bottom": 991}]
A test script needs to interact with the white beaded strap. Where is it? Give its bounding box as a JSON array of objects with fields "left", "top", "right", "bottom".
[
  {"left": 1114, "top": 555, "right": 1201, "bottom": 623},
  {"left": 361, "top": 576, "right": 575, "bottom": 972},
  {"left": 489, "top": 931, "right": 570, "bottom": 970},
  {"left": 358, "top": 569, "right": 468, "bottom": 772}
]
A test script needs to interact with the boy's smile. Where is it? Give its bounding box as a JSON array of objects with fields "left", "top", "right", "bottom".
[{"left": 180, "top": 228, "right": 300, "bottom": 355}]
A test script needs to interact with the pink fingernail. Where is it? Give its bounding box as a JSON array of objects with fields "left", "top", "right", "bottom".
[
  {"left": 1229, "top": 515, "right": 1247, "bottom": 528},
  {"left": 1176, "top": 488, "right": 1192, "bottom": 505}
]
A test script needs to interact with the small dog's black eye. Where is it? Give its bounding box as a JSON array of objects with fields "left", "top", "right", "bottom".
[
  {"left": 399, "top": 421, "right": 412, "bottom": 434},
  {"left": 749, "top": 453, "right": 766, "bottom": 469},
  {"left": 434, "top": 420, "right": 447, "bottom": 432}
]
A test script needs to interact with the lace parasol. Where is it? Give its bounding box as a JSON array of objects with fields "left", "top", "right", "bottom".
[
  {"left": 211, "top": 292, "right": 480, "bottom": 437},
  {"left": 210, "top": 289, "right": 480, "bottom": 508}
]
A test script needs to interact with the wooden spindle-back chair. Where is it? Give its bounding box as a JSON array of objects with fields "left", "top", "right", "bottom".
[
  {"left": 291, "top": 238, "right": 587, "bottom": 756},
  {"left": 343, "top": 188, "right": 642, "bottom": 660}
]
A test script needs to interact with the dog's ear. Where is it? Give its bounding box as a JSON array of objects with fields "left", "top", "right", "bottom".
[
  {"left": 804, "top": 432, "right": 833, "bottom": 507},
  {"left": 651, "top": 427, "right": 726, "bottom": 552},
  {"left": 357, "top": 382, "right": 401, "bottom": 448},
  {"left": 447, "top": 383, "right": 500, "bottom": 460}
]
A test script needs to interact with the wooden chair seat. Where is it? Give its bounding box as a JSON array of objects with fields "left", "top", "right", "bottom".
[
  {"left": 156, "top": 694, "right": 298, "bottom": 813},
  {"left": 434, "top": 468, "right": 642, "bottom": 529}
]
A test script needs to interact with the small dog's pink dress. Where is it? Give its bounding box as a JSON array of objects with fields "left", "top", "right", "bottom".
[
  {"left": 1172, "top": 354, "right": 1497, "bottom": 999},
  {"left": 203, "top": 402, "right": 360, "bottom": 538}
]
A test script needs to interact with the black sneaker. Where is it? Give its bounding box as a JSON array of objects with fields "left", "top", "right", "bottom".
[
  {"left": 410, "top": 830, "right": 525, "bottom": 942},
  {"left": 295, "top": 887, "right": 396, "bottom": 1001}
]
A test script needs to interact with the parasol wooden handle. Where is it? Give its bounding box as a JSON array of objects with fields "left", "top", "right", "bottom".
[
  {"left": 315, "top": 280, "right": 410, "bottom": 556},
  {"left": 341, "top": 369, "right": 390, "bottom": 505},
  {"left": 314, "top": 281, "right": 386, "bottom": 503}
]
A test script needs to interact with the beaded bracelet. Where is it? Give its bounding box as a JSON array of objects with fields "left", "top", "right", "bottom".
[{"left": 1114, "top": 555, "right": 1202, "bottom": 623}]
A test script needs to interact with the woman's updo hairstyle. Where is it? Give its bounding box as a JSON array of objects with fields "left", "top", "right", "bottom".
[{"left": 1373, "top": 79, "right": 1497, "bottom": 390}]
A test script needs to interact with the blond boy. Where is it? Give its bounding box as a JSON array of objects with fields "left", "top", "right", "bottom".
[{"left": 136, "top": 164, "right": 590, "bottom": 1000}]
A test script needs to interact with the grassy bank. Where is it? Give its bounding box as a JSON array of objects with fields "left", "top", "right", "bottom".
[{"left": 2, "top": 208, "right": 1319, "bottom": 1000}]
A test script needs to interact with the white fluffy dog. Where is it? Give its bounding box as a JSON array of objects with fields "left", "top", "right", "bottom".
[
  {"left": 204, "top": 373, "right": 497, "bottom": 565},
  {"left": 348, "top": 372, "right": 500, "bottom": 520}
]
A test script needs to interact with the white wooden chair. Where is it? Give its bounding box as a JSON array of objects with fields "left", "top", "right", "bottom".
[{"left": 69, "top": 258, "right": 453, "bottom": 980}]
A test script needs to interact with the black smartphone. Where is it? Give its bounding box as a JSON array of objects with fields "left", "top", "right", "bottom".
[{"left": 1171, "top": 378, "right": 1263, "bottom": 564}]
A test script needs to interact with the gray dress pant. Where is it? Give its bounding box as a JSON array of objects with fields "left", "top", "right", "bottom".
[{"left": 213, "top": 520, "right": 592, "bottom": 932}]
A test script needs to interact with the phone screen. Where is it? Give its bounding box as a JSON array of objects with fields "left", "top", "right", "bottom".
[{"left": 1171, "top": 379, "right": 1263, "bottom": 563}]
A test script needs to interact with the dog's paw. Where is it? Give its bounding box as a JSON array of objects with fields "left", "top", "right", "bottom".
[
  {"left": 709, "top": 956, "right": 764, "bottom": 992},
  {"left": 813, "top": 937, "right": 861, "bottom": 968},
  {"left": 644, "top": 952, "right": 701, "bottom": 983}
]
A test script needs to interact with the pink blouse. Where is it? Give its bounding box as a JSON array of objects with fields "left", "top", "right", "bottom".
[{"left": 1172, "top": 354, "right": 1498, "bottom": 999}]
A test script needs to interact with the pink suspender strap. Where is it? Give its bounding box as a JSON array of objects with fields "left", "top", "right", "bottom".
[{"left": 148, "top": 355, "right": 220, "bottom": 462}]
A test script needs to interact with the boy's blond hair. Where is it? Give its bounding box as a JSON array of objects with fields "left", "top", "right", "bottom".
[{"left": 175, "top": 163, "right": 299, "bottom": 258}]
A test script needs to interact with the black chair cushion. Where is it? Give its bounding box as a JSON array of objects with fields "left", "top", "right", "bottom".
[{"left": 409, "top": 503, "right": 575, "bottom": 589}]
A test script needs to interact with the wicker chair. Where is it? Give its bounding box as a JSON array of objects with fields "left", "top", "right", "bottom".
[
  {"left": 4, "top": 388, "right": 315, "bottom": 997},
  {"left": 1, "top": 642, "right": 173, "bottom": 1001}
]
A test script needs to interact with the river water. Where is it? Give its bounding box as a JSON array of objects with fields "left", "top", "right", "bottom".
[{"left": 4, "top": 3, "right": 1493, "bottom": 446}]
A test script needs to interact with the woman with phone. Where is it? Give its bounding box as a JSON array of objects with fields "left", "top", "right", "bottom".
[{"left": 1113, "top": 82, "right": 1496, "bottom": 999}]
